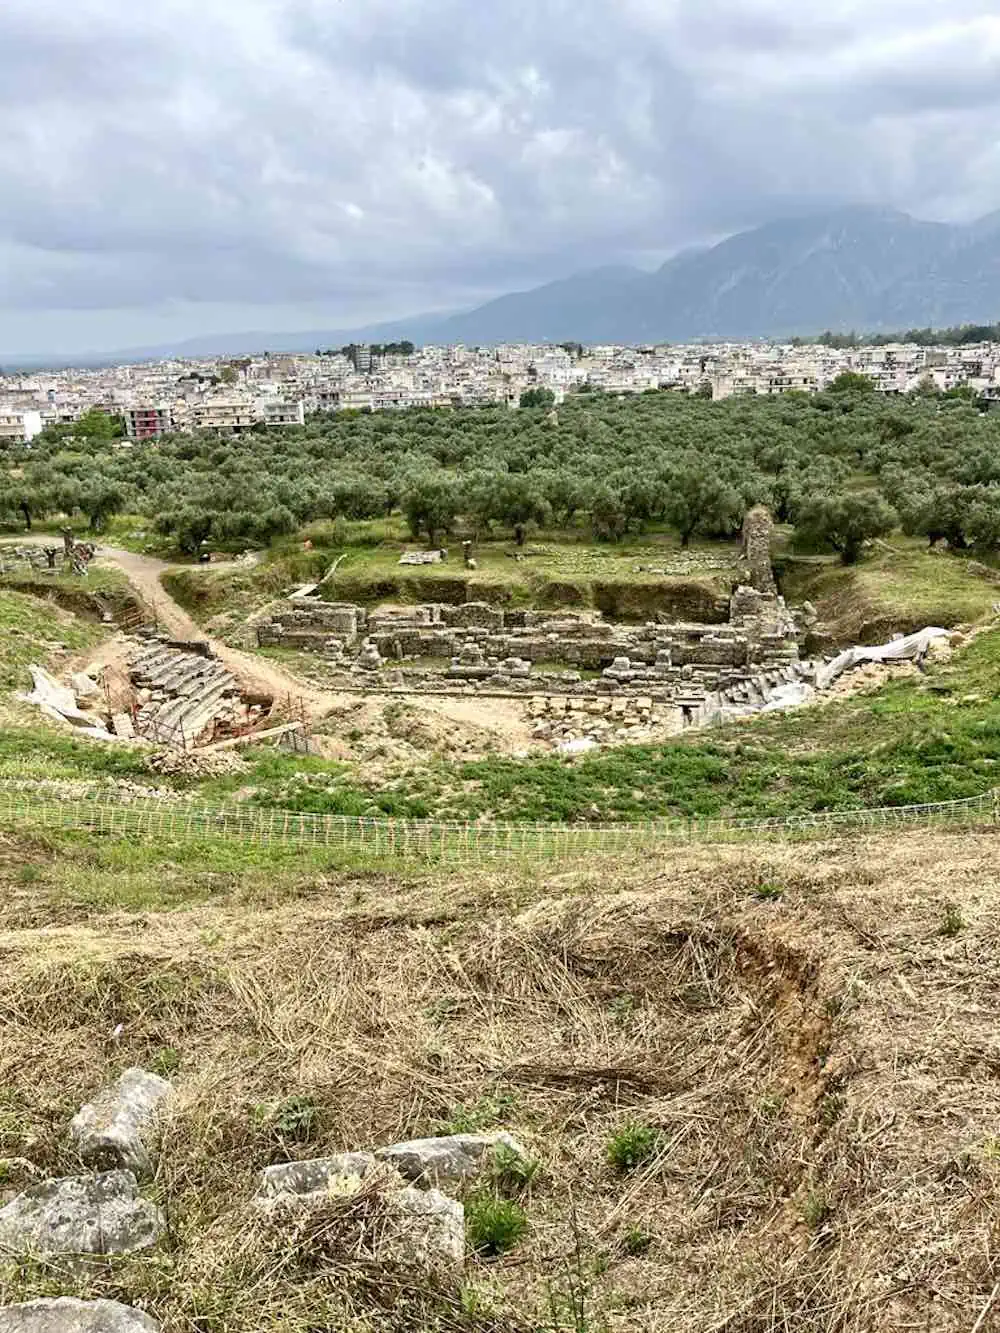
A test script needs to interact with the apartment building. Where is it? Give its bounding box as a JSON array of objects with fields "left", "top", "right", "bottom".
[
  {"left": 0, "top": 408, "right": 43, "bottom": 443},
  {"left": 256, "top": 398, "right": 305, "bottom": 428},
  {"left": 192, "top": 394, "right": 257, "bottom": 432},
  {"left": 124, "top": 404, "right": 172, "bottom": 439}
]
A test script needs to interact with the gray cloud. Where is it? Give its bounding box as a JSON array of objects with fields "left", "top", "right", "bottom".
[{"left": 3, "top": 0, "right": 1000, "bottom": 352}]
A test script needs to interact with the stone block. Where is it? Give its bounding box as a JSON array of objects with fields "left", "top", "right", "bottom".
[
  {"left": 71, "top": 673, "right": 101, "bottom": 701},
  {"left": 70, "top": 1068, "right": 173, "bottom": 1179},
  {"left": 0, "top": 1171, "right": 164, "bottom": 1258},
  {"left": 375, "top": 1132, "right": 527, "bottom": 1185},
  {"left": 0, "top": 1299, "right": 159, "bottom": 1333},
  {"left": 442, "top": 602, "right": 503, "bottom": 631},
  {"left": 380, "top": 1187, "right": 464, "bottom": 1272},
  {"left": 258, "top": 1153, "right": 380, "bottom": 1198},
  {"left": 111, "top": 713, "right": 135, "bottom": 739}
]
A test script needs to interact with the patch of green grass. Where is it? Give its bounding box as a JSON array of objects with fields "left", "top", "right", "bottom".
[
  {"left": 0, "top": 591, "right": 106, "bottom": 692},
  {"left": 0, "top": 562, "right": 132, "bottom": 603},
  {"left": 436, "top": 1092, "right": 519, "bottom": 1136},
  {"left": 161, "top": 523, "right": 734, "bottom": 623},
  {"left": 0, "top": 727, "right": 155, "bottom": 781},
  {"left": 607, "top": 1122, "right": 661, "bottom": 1174},
  {"left": 785, "top": 539, "right": 999, "bottom": 643},
  {"left": 466, "top": 1194, "right": 529, "bottom": 1257}
]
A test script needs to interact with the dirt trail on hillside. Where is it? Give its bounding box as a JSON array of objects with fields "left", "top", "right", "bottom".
[{"left": 97, "top": 547, "right": 334, "bottom": 709}]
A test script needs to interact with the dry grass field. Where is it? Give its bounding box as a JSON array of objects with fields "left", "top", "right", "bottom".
[{"left": 1, "top": 825, "right": 999, "bottom": 1331}]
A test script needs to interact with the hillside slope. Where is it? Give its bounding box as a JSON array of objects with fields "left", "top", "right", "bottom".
[{"left": 0, "top": 830, "right": 997, "bottom": 1330}]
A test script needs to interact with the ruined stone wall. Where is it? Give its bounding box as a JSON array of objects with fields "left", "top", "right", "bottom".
[
  {"left": 258, "top": 546, "right": 802, "bottom": 694},
  {"left": 267, "top": 600, "right": 365, "bottom": 635},
  {"left": 440, "top": 602, "right": 504, "bottom": 630}
]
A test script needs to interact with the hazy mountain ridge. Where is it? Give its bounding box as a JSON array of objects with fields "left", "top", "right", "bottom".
[{"left": 10, "top": 205, "right": 1000, "bottom": 367}]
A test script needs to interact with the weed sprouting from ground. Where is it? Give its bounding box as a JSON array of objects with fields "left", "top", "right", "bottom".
[
  {"left": 488, "top": 1144, "right": 543, "bottom": 1197},
  {"left": 150, "top": 1046, "right": 182, "bottom": 1077},
  {"left": 466, "top": 1194, "right": 529, "bottom": 1257},
  {"left": 255, "top": 1094, "right": 323, "bottom": 1146},
  {"left": 941, "top": 901, "right": 966, "bottom": 937},
  {"left": 436, "top": 1092, "right": 520, "bottom": 1136},
  {"left": 755, "top": 881, "right": 784, "bottom": 901},
  {"left": 606, "top": 1123, "right": 661, "bottom": 1174},
  {"left": 620, "top": 1226, "right": 654, "bottom": 1257},
  {"left": 801, "top": 1189, "right": 832, "bottom": 1231}
]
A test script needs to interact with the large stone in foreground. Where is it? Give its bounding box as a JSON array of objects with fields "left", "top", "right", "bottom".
[
  {"left": 70, "top": 1069, "right": 173, "bottom": 1179},
  {"left": 0, "top": 1171, "right": 164, "bottom": 1258},
  {"left": 257, "top": 1153, "right": 379, "bottom": 1199},
  {"left": 380, "top": 1187, "right": 464, "bottom": 1271},
  {"left": 375, "top": 1131, "right": 527, "bottom": 1185},
  {"left": 0, "top": 1299, "right": 159, "bottom": 1332}
]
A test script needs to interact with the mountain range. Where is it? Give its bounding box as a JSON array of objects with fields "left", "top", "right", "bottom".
[{"left": 13, "top": 204, "right": 1000, "bottom": 366}]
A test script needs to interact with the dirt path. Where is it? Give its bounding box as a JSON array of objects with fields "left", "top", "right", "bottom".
[{"left": 96, "top": 547, "right": 333, "bottom": 711}]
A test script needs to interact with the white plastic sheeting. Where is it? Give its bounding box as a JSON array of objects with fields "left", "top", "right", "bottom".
[
  {"left": 18, "top": 665, "right": 118, "bottom": 741},
  {"left": 815, "top": 627, "right": 950, "bottom": 691}
]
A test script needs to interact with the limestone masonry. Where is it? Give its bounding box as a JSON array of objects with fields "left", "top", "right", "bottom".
[{"left": 256, "top": 509, "right": 809, "bottom": 729}]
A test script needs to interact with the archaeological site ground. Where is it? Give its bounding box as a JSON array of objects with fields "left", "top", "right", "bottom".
[{"left": 2, "top": 386, "right": 1000, "bottom": 1330}]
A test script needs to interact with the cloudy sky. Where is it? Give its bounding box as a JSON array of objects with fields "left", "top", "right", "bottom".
[{"left": 4, "top": 0, "right": 1000, "bottom": 355}]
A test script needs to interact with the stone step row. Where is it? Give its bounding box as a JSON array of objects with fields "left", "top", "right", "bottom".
[{"left": 127, "top": 642, "right": 242, "bottom": 746}]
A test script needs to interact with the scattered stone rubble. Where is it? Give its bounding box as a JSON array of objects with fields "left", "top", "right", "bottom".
[
  {"left": 147, "top": 747, "right": 249, "bottom": 778},
  {"left": 0, "top": 1069, "right": 173, "bottom": 1265},
  {"left": 398, "top": 549, "right": 446, "bottom": 565},
  {"left": 0, "top": 1070, "right": 527, "bottom": 1319},
  {"left": 254, "top": 1130, "right": 525, "bottom": 1274}
]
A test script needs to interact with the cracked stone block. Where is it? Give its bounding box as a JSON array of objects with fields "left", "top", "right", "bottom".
[
  {"left": 0, "top": 1171, "right": 164, "bottom": 1259},
  {"left": 257, "top": 1152, "right": 380, "bottom": 1199},
  {"left": 70, "top": 1069, "right": 173, "bottom": 1179},
  {"left": 375, "top": 1131, "right": 527, "bottom": 1185},
  {"left": 380, "top": 1186, "right": 464, "bottom": 1272},
  {"left": 0, "top": 1299, "right": 160, "bottom": 1332}
]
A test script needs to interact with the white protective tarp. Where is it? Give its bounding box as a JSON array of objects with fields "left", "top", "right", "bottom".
[
  {"left": 815, "top": 627, "right": 950, "bottom": 691},
  {"left": 18, "top": 664, "right": 117, "bottom": 740}
]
